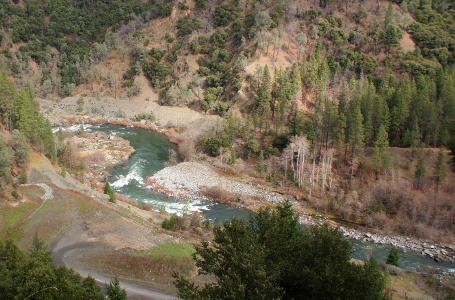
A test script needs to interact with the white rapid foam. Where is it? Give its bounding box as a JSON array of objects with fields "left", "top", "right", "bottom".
[
  {"left": 111, "top": 160, "right": 144, "bottom": 188},
  {"left": 143, "top": 197, "right": 210, "bottom": 216},
  {"left": 52, "top": 123, "right": 95, "bottom": 133}
]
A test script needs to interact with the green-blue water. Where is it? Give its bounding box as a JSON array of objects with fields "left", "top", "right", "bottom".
[
  {"left": 75, "top": 124, "right": 249, "bottom": 222},
  {"left": 57, "top": 124, "right": 455, "bottom": 273}
]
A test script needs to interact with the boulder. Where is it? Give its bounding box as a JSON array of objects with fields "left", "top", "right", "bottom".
[{"left": 379, "top": 260, "right": 403, "bottom": 276}]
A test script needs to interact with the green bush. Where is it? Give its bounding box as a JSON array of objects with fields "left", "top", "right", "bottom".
[
  {"left": 215, "top": 102, "right": 229, "bottom": 115},
  {"left": 386, "top": 247, "right": 400, "bottom": 267},
  {"left": 210, "top": 28, "right": 231, "bottom": 48},
  {"left": 213, "top": 5, "right": 239, "bottom": 27},
  {"left": 149, "top": 47, "right": 165, "bottom": 61},
  {"left": 177, "top": 16, "right": 201, "bottom": 37},
  {"left": 203, "top": 130, "right": 232, "bottom": 156},
  {"left": 104, "top": 182, "right": 116, "bottom": 203},
  {"left": 162, "top": 213, "right": 186, "bottom": 230},
  {"left": 198, "top": 67, "right": 210, "bottom": 76}
]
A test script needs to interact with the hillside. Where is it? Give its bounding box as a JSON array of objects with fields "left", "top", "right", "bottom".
[
  {"left": 1, "top": 0, "right": 455, "bottom": 298},
  {"left": 1, "top": 0, "right": 455, "bottom": 243}
]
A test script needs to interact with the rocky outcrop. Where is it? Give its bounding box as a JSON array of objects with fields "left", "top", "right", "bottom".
[{"left": 67, "top": 131, "right": 135, "bottom": 173}]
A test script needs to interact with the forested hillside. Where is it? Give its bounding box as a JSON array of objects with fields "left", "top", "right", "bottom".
[
  {"left": 0, "top": 72, "right": 55, "bottom": 200},
  {"left": 1, "top": 0, "right": 455, "bottom": 241}
]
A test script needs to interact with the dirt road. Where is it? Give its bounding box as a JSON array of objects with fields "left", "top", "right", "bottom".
[
  {"left": 52, "top": 243, "right": 177, "bottom": 300},
  {"left": 25, "top": 156, "right": 178, "bottom": 300}
]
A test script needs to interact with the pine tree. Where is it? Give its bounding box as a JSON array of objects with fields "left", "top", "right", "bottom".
[
  {"left": 256, "top": 65, "right": 272, "bottom": 127},
  {"left": 390, "top": 76, "right": 414, "bottom": 143},
  {"left": 0, "top": 72, "right": 17, "bottom": 128},
  {"left": 106, "top": 276, "right": 127, "bottom": 300},
  {"left": 13, "top": 89, "right": 37, "bottom": 142},
  {"left": 433, "top": 149, "right": 448, "bottom": 190},
  {"left": 174, "top": 203, "right": 389, "bottom": 300},
  {"left": 372, "top": 125, "right": 390, "bottom": 178},
  {"left": 346, "top": 103, "right": 365, "bottom": 160},
  {"left": 257, "top": 150, "right": 264, "bottom": 173},
  {"left": 247, "top": 136, "right": 259, "bottom": 159},
  {"left": 415, "top": 151, "right": 426, "bottom": 190},
  {"left": 11, "top": 129, "right": 30, "bottom": 167},
  {"left": 229, "top": 148, "right": 237, "bottom": 164},
  {"left": 403, "top": 111, "right": 421, "bottom": 152},
  {"left": 104, "top": 182, "right": 116, "bottom": 203},
  {"left": 386, "top": 247, "right": 400, "bottom": 267},
  {"left": 290, "top": 62, "right": 302, "bottom": 94}
]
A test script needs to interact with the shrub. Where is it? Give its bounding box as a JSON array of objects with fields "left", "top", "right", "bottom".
[
  {"left": 104, "top": 182, "right": 116, "bottom": 203},
  {"left": 197, "top": 67, "right": 210, "bottom": 76},
  {"left": 162, "top": 213, "right": 186, "bottom": 230},
  {"left": 60, "top": 167, "right": 66, "bottom": 178},
  {"left": 213, "top": 5, "right": 239, "bottom": 27},
  {"left": 149, "top": 47, "right": 165, "bottom": 61},
  {"left": 11, "top": 190, "right": 19, "bottom": 200},
  {"left": 177, "top": 16, "right": 201, "bottom": 37},
  {"left": 386, "top": 247, "right": 400, "bottom": 267}
]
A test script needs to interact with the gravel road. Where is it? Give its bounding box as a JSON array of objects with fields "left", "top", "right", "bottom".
[{"left": 25, "top": 156, "right": 178, "bottom": 300}]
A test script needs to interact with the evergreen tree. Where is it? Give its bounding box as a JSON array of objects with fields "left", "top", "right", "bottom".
[
  {"left": 174, "top": 203, "right": 390, "bottom": 300},
  {"left": 433, "top": 148, "right": 448, "bottom": 189},
  {"left": 415, "top": 151, "right": 426, "bottom": 189},
  {"left": 106, "top": 276, "right": 127, "bottom": 300},
  {"left": 11, "top": 129, "right": 29, "bottom": 167},
  {"left": 372, "top": 125, "right": 390, "bottom": 178},
  {"left": 346, "top": 103, "right": 365, "bottom": 160},
  {"left": 257, "top": 150, "right": 264, "bottom": 172},
  {"left": 0, "top": 72, "right": 17, "bottom": 128},
  {"left": 104, "top": 182, "right": 116, "bottom": 203},
  {"left": 359, "top": 82, "right": 375, "bottom": 144},
  {"left": 229, "top": 148, "right": 236, "bottom": 164},
  {"left": 386, "top": 247, "right": 400, "bottom": 267},
  {"left": 389, "top": 76, "right": 414, "bottom": 144},
  {"left": 247, "top": 136, "right": 259, "bottom": 159},
  {"left": 256, "top": 65, "right": 272, "bottom": 127},
  {"left": 333, "top": 112, "right": 347, "bottom": 156},
  {"left": 275, "top": 68, "right": 292, "bottom": 128},
  {"left": 403, "top": 111, "right": 421, "bottom": 151},
  {"left": 372, "top": 95, "right": 390, "bottom": 134},
  {"left": 13, "top": 89, "right": 37, "bottom": 142},
  {"left": 323, "top": 99, "right": 339, "bottom": 150},
  {"left": 290, "top": 62, "right": 302, "bottom": 94},
  {"left": 384, "top": 25, "right": 399, "bottom": 47},
  {"left": 0, "top": 239, "right": 104, "bottom": 300},
  {"left": 287, "top": 109, "right": 305, "bottom": 136}
]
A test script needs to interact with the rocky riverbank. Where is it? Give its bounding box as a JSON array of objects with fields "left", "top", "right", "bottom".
[
  {"left": 56, "top": 128, "right": 135, "bottom": 186},
  {"left": 147, "top": 162, "right": 455, "bottom": 266},
  {"left": 145, "top": 162, "right": 286, "bottom": 210},
  {"left": 299, "top": 211, "right": 455, "bottom": 265}
]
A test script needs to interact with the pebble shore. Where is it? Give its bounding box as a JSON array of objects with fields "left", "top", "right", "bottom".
[
  {"left": 145, "top": 162, "right": 286, "bottom": 204},
  {"left": 147, "top": 162, "right": 455, "bottom": 265},
  {"left": 300, "top": 211, "right": 455, "bottom": 265}
]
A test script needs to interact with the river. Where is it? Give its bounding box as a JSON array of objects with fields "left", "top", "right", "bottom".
[
  {"left": 61, "top": 123, "right": 249, "bottom": 222},
  {"left": 58, "top": 123, "right": 455, "bottom": 273}
]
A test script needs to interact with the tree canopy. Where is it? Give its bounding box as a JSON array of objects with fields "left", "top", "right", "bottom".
[
  {"left": 174, "top": 202, "right": 390, "bottom": 300},
  {"left": 0, "top": 239, "right": 105, "bottom": 300}
]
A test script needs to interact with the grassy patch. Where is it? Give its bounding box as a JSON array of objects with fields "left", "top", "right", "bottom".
[
  {"left": 137, "top": 243, "right": 195, "bottom": 258},
  {"left": 19, "top": 186, "right": 44, "bottom": 198},
  {"left": 80, "top": 245, "right": 197, "bottom": 287},
  {"left": 0, "top": 200, "right": 40, "bottom": 241}
]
